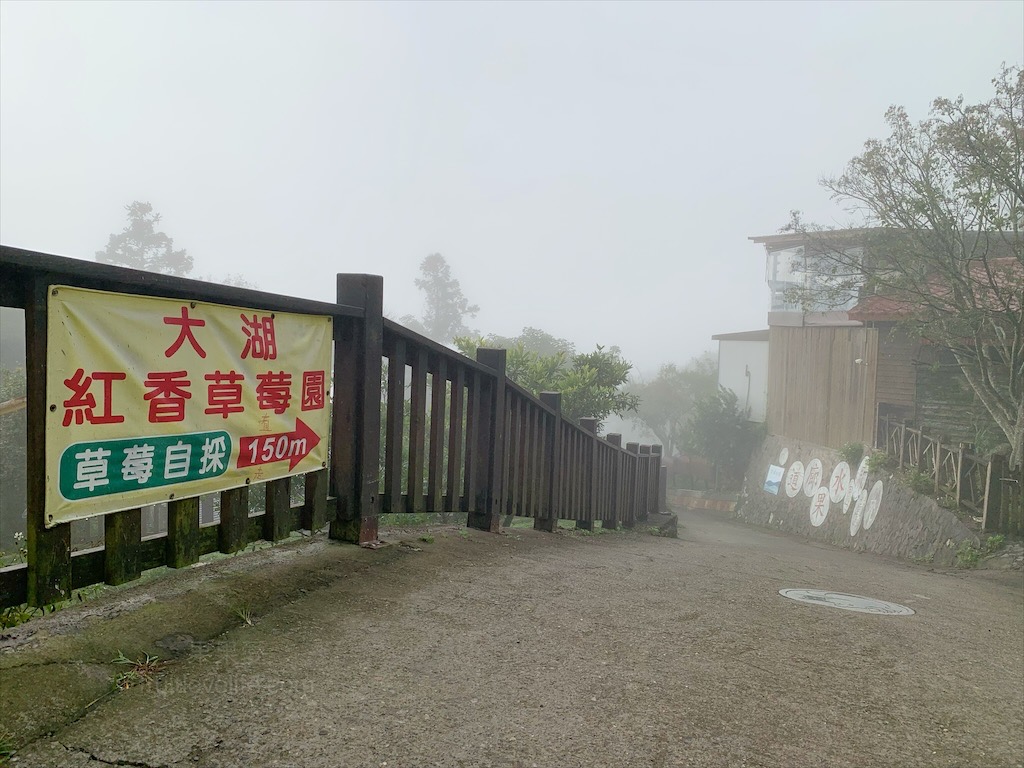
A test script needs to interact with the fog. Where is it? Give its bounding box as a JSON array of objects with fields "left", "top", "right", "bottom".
[{"left": 1, "top": 1, "right": 1021, "bottom": 374}]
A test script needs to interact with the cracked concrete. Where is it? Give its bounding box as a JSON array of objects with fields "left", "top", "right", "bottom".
[{"left": 3, "top": 511, "right": 1023, "bottom": 768}]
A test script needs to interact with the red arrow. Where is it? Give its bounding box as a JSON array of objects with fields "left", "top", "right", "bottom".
[{"left": 237, "top": 418, "right": 321, "bottom": 471}]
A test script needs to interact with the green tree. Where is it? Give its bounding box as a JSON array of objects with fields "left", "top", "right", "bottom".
[
  {"left": 629, "top": 352, "right": 718, "bottom": 457},
  {"left": 401, "top": 253, "right": 479, "bottom": 344},
  {"left": 481, "top": 327, "right": 575, "bottom": 358},
  {"left": 684, "top": 388, "right": 763, "bottom": 491},
  {"left": 786, "top": 65, "right": 1024, "bottom": 469},
  {"left": 95, "top": 201, "right": 193, "bottom": 276},
  {"left": 456, "top": 337, "right": 639, "bottom": 428}
]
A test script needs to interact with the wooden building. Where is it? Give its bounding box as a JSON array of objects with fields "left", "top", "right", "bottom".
[{"left": 750, "top": 231, "right": 1001, "bottom": 451}]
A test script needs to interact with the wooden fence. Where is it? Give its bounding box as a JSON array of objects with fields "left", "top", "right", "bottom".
[
  {"left": 0, "top": 247, "right": 664, "bottom": 608},
  {"left": 878, "top": 416, "right": 1021, "bottom": 535}
]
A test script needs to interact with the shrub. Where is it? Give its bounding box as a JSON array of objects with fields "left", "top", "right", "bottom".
[
  {"left": 866, "top": 451, "right": 892, "bottom": 473},
  {"left": 840, "top": 442, "right": 865, "bottom": 466}
]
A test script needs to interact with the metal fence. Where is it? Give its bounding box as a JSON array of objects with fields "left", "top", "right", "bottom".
[{"left": 0, "top": 247, "right": 663, "bottom": 608}]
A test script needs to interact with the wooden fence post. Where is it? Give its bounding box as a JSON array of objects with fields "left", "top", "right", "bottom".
[
  {"left": 331, "top": 275, "right": 383, "bottom": 545},
  {"left": 26, "top": 277, "right": 71, "bottom": 605},
  {"left": 604, "top": 434, "right": 622, "bottom": 530},
  {"left": 407, "top": 347, "right": 429, "bottom": 513},
  {"left": 264, "top": 477, "right": 291, "bottom": 542},
  {"left": 468, "top": 348, "right": 507, "bottom": 532},
  {"left": 219, "top": 486, "right": 250, "bottom": 553},
  {"left": 536, "top": 392, "right": 562, "bottom": 532},
  {"left": 982, "top": 454, "right": 1005, "bottom": 533},
  {"left": 652, "top": 444, "right": 664, "bottom": 514},
  {"left": 624, "top": 442, "right": 640, "bottom": 528},
  {"left": 426, "top": 356, "right": 448, "bottom": 512},
  {"left": 166, "top": 496, "right": 200, "bottom": 568},
  {"left": 577, "top": 418, "right": 599, "bottom": 531},
  {"left": 639, "top": 445, "right": 652, "bottom": 521},
  {"left": 954, "top": 444, "right": 964, "bottom": 511},
  {"left": 104, "top": 508, "right": 142, "bottom": 586},
  {"left": 302, "top": 469, "right": 329, "bottom": 532}
]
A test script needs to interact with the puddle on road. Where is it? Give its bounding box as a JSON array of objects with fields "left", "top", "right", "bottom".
[{"left": 778, "top": 589, "right": 915, "bottom": 616}]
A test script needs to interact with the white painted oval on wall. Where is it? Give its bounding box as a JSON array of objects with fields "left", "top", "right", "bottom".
[
  {"left": 803, "top": 458, "right": 823, "bottom": 498},
  {"left": 829, "top": 462, "right": 851, "bottom": 504},
  {"left": 863, "top": 480, "right": 884, "bottom": 530},
  {"left": 850, "top": 492, "right": 867, "bottom": 536},
  {"left": 853, "top": 457, "right": 870, "bottom": 500},
  {"left": 784, "top": 461, "right": 805, "bottom": 498},
  {"left": 809, "top": 486, "right": 831, "bottom": 527}
]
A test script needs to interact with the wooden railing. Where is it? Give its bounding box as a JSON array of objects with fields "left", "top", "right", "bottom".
[
  {"left": 0, "top": 248, "right": 663, "bottom": 608},
  {"left": 877, "top": 416, "right": 1021, "bottom": 534}
]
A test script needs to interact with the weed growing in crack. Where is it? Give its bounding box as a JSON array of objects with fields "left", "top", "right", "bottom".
[
  {"left": 0, "top": 604, "right": 39, "bottom": 630},
  {"left": 0, "top": 727, "right": 15, "bottom": 767},
  {"left": 234, "top": 603, "right": 255, "bottom": 626},
  {"left": 112, "top": 651, "right": 166, "bottom": 691}
]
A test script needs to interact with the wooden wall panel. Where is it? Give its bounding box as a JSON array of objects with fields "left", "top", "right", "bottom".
[{"left": 767, "top": 326, "right": 878, "bottom": 448}]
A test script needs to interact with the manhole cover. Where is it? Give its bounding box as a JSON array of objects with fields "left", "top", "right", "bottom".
[{"left": 778, "top": 589, "right": 915, "bottom": 616}]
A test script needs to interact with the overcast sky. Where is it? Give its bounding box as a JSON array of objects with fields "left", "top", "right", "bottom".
[{"left": 1, "top": 0, "right": 1021, "bottom": 376}]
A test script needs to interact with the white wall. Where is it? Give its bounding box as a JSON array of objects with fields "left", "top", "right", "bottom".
[{"left": 718, "top": 340, "right": 768, "bottom": 422}]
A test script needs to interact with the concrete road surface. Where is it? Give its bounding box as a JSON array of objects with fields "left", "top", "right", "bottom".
[{"left": 8, "top": 508, "right": 1023, "bottom": 768}]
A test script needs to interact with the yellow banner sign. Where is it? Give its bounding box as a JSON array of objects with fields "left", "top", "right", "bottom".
[{"left": 45, "top": 286, "right": 332, "bottom": 526}]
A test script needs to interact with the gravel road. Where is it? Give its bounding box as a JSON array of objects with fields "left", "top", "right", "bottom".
[{"left": 9, "top": 508, "right": 1023, "bottom": 768}]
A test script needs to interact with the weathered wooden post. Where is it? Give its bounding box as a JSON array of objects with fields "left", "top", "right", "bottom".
[
  {"left": 445, "top": 366, "right": 467, "bottom": 513},
  {"left": 659, "top": 454, "right": 667, "bottom": 514},
  {"left": 954, "top": 444, "right": 965, "bottom": 512},
  {"left": 331, "top": 274, "right": 383, "bottom": 545},
  {"left": 166, "top": 496, "right": 200, "bottom": 568},
  {"left": 25, "top": 278, "right": 72, "bottom": 605},
  {"left": 406, "top": 347, "right": 429, "bottom": 513},
  {"left": 383, "top": 337, "right": 407, "bottom": 514},
  {"left": 981, "top": 454, "right": 1005, "bottom": 533},
  {"left": 426, "top": 356, "right": 448, "bottom": 512},
  {"left": 638, "top": 445, "right": 652, "bottom": 520},
  {"left": 219, "top": 485, "right": 250, "bottom": 554},
  {"left": 263, "top": 477, "right": 292, "bottom": 542},
  {"left": 467, "top": 348, "right": 507, "bottom": 532},
  {"left": 624, "top": 442, "right": 640, "bottom": 528},
  {"left": 104, "top": 507, "right": 142, "bottom": 586},
  {"left": 536, "top": 392, "right": 562, "bottom": 532},
  {"left": 604, "top": 434, "right": 622, "bottom": 530},
  {"left": 652, "top": 445, "right": 665, "bottom": 514},
  {"left": 302, "top": 468, "right": 329, "bottom": 532},
  {"left": 576, "top": 418, "right": 599, "bottom": 531}
]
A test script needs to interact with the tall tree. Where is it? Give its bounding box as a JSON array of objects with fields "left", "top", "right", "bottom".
[
  {"left": 629, "top": 352, "right": 718, "bottom": 457},
  {"left": 402, "top": 253, "right": 479, "bottom": 344},
  {"left": 455, "top": 337, "right": 639, "bottom": 427},
  {"left": 95, "top": 201, "right": 193, "bottom": 276},
  {"left": 481, "top": 327, "right": 576, "bottom": 358},
  {"left": 788, "top": 65, "right": 1024, "bottom": 469},
  {"left": 684, "top": 388, "right": 763, "bottom": 491}
]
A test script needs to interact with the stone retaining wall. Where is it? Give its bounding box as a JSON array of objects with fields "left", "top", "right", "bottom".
[{"left": 738, "top": 434, "right": 980, "bottom": 566}]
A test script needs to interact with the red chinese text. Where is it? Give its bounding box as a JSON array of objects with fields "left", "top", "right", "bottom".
[
  {"left": 204, "top": 370, "right": 245, "bottom": 418},
  {"left": 62, "top": 369, "right": 126, "bottom": 426},
  {"left": 164, "top": 306, "right": 207, "bottom": 359},
  {"left": 144, "top": 371, "right": 192, "bottom": 423},
  {"left": 301, "top": 370, "right": 326, "bottom": 411},
  {"left": 241, "top": 314, "right": 277, "bottom": 361},
  {"left": 256, "top": 371, "right": 292, "bottom": 414}
]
